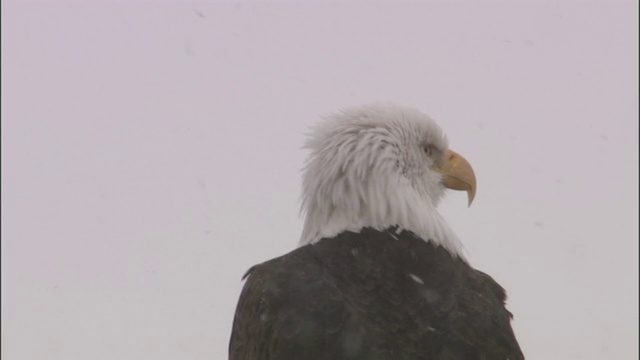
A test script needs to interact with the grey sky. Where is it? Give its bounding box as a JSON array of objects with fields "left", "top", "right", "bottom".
[{"left": 2, "top": 1, "right": 638, "bottom": 359}]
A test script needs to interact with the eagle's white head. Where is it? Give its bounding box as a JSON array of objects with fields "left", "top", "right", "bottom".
[{"left": 299, "top": 103, "right": 476, "bottom": 258}]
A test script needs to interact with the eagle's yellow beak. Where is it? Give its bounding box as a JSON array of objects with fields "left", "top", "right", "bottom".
[{"left": 431, "top": 149, "right": 477, "bottom": 206}]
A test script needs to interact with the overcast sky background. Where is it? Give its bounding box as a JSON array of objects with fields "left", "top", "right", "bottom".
[{"left": 2, "top": 1, "right": 638, "bottom": 359}]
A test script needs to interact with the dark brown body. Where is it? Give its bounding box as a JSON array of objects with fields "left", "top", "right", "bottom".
[{"left": 229, "top": 227, "right": 523, "bottom": 360}]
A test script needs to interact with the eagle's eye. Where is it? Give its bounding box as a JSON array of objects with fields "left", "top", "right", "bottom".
[{"left": 423, "top": 145, "right": 434, "bottom": 156}]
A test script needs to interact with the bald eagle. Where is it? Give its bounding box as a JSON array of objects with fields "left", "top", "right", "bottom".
[{"left": 229, "top": 103, "right": 524, "bottom": 360}]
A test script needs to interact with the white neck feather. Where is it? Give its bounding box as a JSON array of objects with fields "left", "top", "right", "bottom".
[{"left": 299, "top": 176, "right": 466, "bottom": 258}]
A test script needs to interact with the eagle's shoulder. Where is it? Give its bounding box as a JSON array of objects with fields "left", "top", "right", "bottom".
[{"left": 230, "top": 229, "right": 523, "bottom": 360}]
